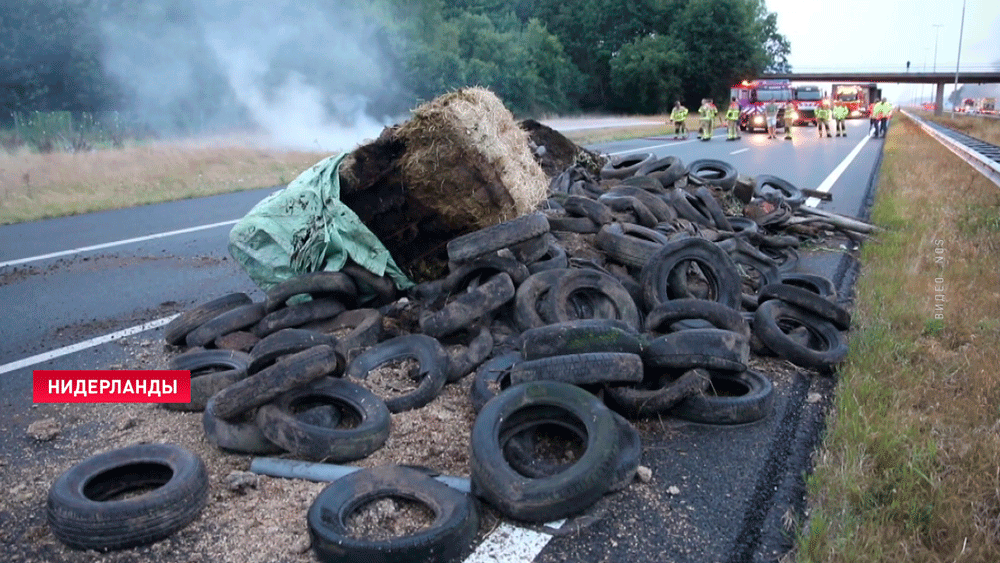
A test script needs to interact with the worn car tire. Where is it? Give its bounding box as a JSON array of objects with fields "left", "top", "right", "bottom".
[
  {"left": 301, "top": 308, "right": 384, "bottom": 364},
  {"left": 166, "top": 349, "right": 251, "bottom": 411},
  {"left": 598, "top": 194, "right": 659, "bottom": 228},
  {"left": 443, "top": 326, "right": 495, "bottom": 383},
  {"left": 604, "top": 368, "right": 711, "bottom": 419},
  {"left": 47, "top": 443, "right": 208, "bottom": 551},
  {"left": 520, "top": 319, "right": 642, "bottom": 360},
  {"left": 264, "top": 272, "right": 358, "bottom": 313},
  {"left": 596, "top": 222, "right": 669, "bottom": 270},
  {"left": 635, "top": 156, "right": 687, "bottom": 188},
  {"left": 184, "top": 302, "right": 266, "bottom": 348},
  {"left": 640, "top": 238, "right": 742, "bottom": 311},
  {"left": 164, "top": 293, "right": 252, "bottom": 346},
  {"left": 470, "top": 352, "right": 521, "bottom": 413},
  {"left": 643, "top": 329, "right": 749, "bottom": 372},
  {"left": 308, "top": 465, "right": 479, "bottom": 563},
  {"left": 778, "top": 273, "right": 837, "bottom": 300},
  {"left": 670, "top": 370, "right": 774, "bottom": 425},
  {"left": 645, "top": 299, "right": 750, "bottom": 339},
  {"left": 511, "top": 352, "right": 645, "bottom": 386},
  {"left": 687, "top": 159, "right": 737, "bottom": 191},
  {"left": 470, "top": 381, "right": 620, "bottom": 522},
  {"left": 447, "top": 213, "right": 550, "bottom": 263},
  {"left": 759, "top": 283, "right": 851, "bottom": 330},
  {"left": 753, "top": 175, "right": 805, "bottom": 209},
  {"left": 256, "top": 378, "right": 391, "bottom": 462},
  {"left": 254, "top": 298, "right": 348, "bottom": 338},
  {"left": 514, "top": 269, "right": 567, "bottom": 331},
  {"left": 202, "top": 395, "right": 283, "bottom": 454},
  {"left": 420, "top": 273, "right": 516, "bottom": 338},
  {"left": 541, "top": 268, "right": 642, "bottom": 331},
  {"left": 753, "top": 300, "right": 849, "bottom": 371},
  {"left": 600, "top": 152, "right": 654, "bottom": 180},
  {"left": 249, "top": 328, "right": 337, "bottom": 375},
  {"left": 345, "top": 334, "right": 449, "bottom": 413}
]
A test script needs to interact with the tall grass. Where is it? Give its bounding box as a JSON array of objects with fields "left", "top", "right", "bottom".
[{"left": 798, "top": 114, "right": 1000, "bottom": 562}]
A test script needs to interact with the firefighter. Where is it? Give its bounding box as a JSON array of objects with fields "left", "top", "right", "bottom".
[
  {"left": 783, "top": 100, "right": 795, "bottom": 140},
  {"left": 877, "top": 98, "right": 892, "bottom": 137},
  {"left": 670, "top": 101, "right": 689, "bottom": 139},
  {"left": 699, "top": 98, "right": 718, "bottom": 141},
  {"left": 833, "top": 103, "right": 848, "bottom": 137},
  {"left": 816, "top": 101, "right": 832, "bottom": 138},
  {"left": 725, "top": 97, "right": 741, "bottom": 140}
]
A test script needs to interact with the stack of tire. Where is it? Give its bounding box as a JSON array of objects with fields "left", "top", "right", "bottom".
[{"left": 149, "top": 153, "right": 852, "bottom": 559}]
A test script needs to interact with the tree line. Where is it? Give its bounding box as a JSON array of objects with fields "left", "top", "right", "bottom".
[{"left": 1, "top": 0, "right": 790, "bottom": 132}]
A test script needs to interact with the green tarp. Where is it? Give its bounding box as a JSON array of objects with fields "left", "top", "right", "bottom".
[{"left": 228, "top": 153, "right": 414, "bottom": 296}]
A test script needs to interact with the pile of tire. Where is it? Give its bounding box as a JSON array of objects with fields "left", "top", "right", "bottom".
[{"left": 154, "top": 153, "right": 852, "bottom": 558}]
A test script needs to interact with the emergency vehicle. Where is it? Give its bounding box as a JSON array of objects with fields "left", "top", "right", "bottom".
[
  {"left": 790, "top": 85, "right": 821, "bottom": 126},
  {"left": 730, "top": 79, "right": 792, "bottom": 133},
  {"left": 832, "top": 83, "right": 880, "bottom": 118},
  {"left": 979, "top": 98, "right": 996, "bottom": 115}
]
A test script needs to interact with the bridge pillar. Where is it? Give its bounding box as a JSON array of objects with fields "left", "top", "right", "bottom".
[{"left": 935, "top": 83, "right": 945, "bottom": 116}]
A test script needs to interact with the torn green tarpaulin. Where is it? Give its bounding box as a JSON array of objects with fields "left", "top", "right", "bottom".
[{"left": 228, "top": 153, "right": 414, "bottom": 295}]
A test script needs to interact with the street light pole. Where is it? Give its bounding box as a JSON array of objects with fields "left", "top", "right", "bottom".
[
  {"left": 952, "top": 0, "right": 966, "bottom": 116},
  {"left": 931, "top": 24, "right": 943, "bottom": 112}
]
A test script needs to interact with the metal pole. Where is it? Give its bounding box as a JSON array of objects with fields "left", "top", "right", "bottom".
[
  {"left": 951, "top": 0, "right": 967, "bottom": 117},
  {"left": 932, "top": 24, "right": 943, "bottom": 113}
]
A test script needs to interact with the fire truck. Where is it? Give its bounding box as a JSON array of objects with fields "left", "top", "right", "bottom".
[
  {"left": 832, "top": 83, "right": 880, "bottom": 118},
  {"left": 790, "top": 85, "right": 822, "bottom": 126},
  {"left": 979, "top": 98, "right": 996, "bottom": 115},
  {"left": 731, "top": 79, "right": 793, "bottom": 133}
]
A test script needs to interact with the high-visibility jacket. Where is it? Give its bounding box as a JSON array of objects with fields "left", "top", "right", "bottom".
[
  {"left": 671, "top": 106, "right": 689, "bottom": 122},
  {"left": 699, "top": 103, "right": 717, "bottom": 120},
  {"left": 726, "top": 104, "right": 740, "bottom": 120},
  {"left": 833, "top": 106, "right": 849, "bottom": 120},
  {"left": 816, "top": 107, "right": 832, "bottom": 120}
]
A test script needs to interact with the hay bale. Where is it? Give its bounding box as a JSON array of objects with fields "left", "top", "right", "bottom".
[
  {"left": 395, "top": 87, "right": 548, "bottom": 229},
  {"left": 519, "top": 119, "right": 607, "bottom": 179}
]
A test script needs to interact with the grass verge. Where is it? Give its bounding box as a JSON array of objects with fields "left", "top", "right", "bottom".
[
  {"left": 0, "top": 139, "right": 328, "bottom": 224},
  {"left": 912, "top": 109, "right": 1000, "bottom": 145},
  {"left": 797, "top": 114, "right": 1000, "bottom": 561}
]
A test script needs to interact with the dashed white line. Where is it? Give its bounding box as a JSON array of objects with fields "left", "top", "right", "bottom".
[
  {"left": 730, "top": 148, "right": 749, "bottom": 155},
  {"left": 608, "top": 134, "right": 720, "bottom": 156},
  {"left": 0, "top": 315, "right": 178, "bottom": 375},
  {"left": 804, "top": 135, "right": 871, "bottom": 207},
  {"left": 0, "top": 220, "right": 239, "bottom": 269},
  {"left": 464, "top": 520, "right": 565, "bottom": 563}
]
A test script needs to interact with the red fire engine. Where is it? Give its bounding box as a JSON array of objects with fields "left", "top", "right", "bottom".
[
  {"left": 790, "top": 85, "right": 822, "bottom": 126},
  {"left": 730, "top": 79, "right": 793, "bottom": 133},
  {"left": 832, "top": 83, "right": 880, "bottom": 118}
]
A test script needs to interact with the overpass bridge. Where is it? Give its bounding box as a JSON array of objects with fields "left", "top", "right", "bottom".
[{"left": 761, "top": 71, "right": 1000, "bottom": 115}]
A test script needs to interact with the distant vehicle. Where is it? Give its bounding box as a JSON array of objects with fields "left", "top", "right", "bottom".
[
  {"left": 979, "top": 98, "right": 996, "bottom": 115},
  {"left": 922, "top": 102, "right": 935, "bottom": 111},
  {"left": 832, "top": 83, "right": 880, "bottom": 118},
  {"left": 956, "top": 98, "right": 975, "bottom": 113},
  {"left": 790, "top": 85, "right": 821, "bottom": 126},
  {"left": 731, "top": 79, "right": 793, "bottom": 132}
]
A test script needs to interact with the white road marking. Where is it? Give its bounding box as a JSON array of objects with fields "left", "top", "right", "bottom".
[
  {"left": 804, "top": 135, "right": 871, "bottom": 207},
  {"left": 730, "top": 148, "right": 749, "bottom": 155},
  {"left": 464, "top": 520, "right": 565, "bottom": 563},
  {"left": 608, "top": 134, "right": 722, "bottom": 156},
  {"left": 0, "top": 220, "right": 239, "bottom": 269},
  {"left": 0, "top": 315, "right": 178, "bottom": 375}
]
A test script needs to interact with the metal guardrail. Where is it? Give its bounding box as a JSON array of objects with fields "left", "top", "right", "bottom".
[{"left": 901, "top": 109, "right": 1000, "bottom": 188}]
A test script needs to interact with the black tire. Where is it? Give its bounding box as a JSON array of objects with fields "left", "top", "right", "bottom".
[
  {"left": 254, "top": 298, "right": 348, "bottom": 338},
  {"left": 202, "top": 395, "right": 284, "bottom": 454},
  {"left": 166, "top": 349, "right": 251, "bottom": 411},
  {"left": 164, "top": 293, "right": 252, "bottom": 346},
  {"left": 759, "top": 283, "right": 851, "bottom": 330},
  {"left": 184, "top": 302, "right": 266, "bottom": 348},
  {"left": 264, "top": 272, "right": 358, "bottom": 313},
  {"left": 444, "top": 253, "right": 530, "bottom": 292},
  {"left": 514, "top": 269, "right": 568, "bottom": 331},
  {"left": 778, "top": 273, "right": 837, "bottom": 300},
  {"left": 645, "top": 299, "right": 750, "bottom": 339},
  {"left": 249, "top": 328, "right": 336, "bottom": 375},
  {"left": 470, "top": 381, "right": 620, "bottom": 522},
  {"left": 635, "top": 156, "right": 687, "bottom": 188},
  {"left": 443, "top": 326, "right": 495, "bottom": 383},
  {"left": 596, "top": 222, "right": 668, "bottom": 270},
  {"left": 345, "top": 334, "right": 449, "bottom": 413},
  {"left": 546, "top": 215, "right": 601, "bottom": 233},
  {"left": 511, "top": 352, "right": 645, "bottom": 386},
  {"left": 670, "top": 370, "right": 774, "bottom": 425},
  {"left": 308, "top": 465, "right": 479, "bottom": 563},
  {"left": 664, "top": 188, "right": 713, "bottom": 227},
  {"left": 753, "top": 300, "right": 849, "bottom": 371},
  {"left": 341, "top": 262, "right": 397, "bottom": 308},
  {"left": 600, "top": 152, "right": 655, "bottom": 180},
  {"left": 607, "top": 185, "right": 677, "bottom": 223},
  {"left": 753, "top": 175, "right": 805, "bottom": 209},
  {"left": 563, "top": 195, "right": 614, "bottom": 225},
  {"left": 541, "top": 268, "right": 642, "bottom": 331},
  {"left": 619, "top": 175, "right": 665, "bottom": 193},
  {"left": 256, "top": 378, "right": 391, "bottom": 461},
  {"left": 502, "top": 410, "right": 640, "bottom": 493},
  {"left": 526, "top": 236, "right": 568, "bottom": 273},
  {"left": 643, "top": 329, "right": 749, "bottom": 372},
  {"left": 301, "top": 308, "right": 384, "bottom": 364},
  {"left": 604, "top": 368, "right": 711, "bottom": 419},
  {"left": 420, "top": 273, "right": 516, "bottom": 338},
  {"left": 212, "top": 345, "right": 340, "bottom": 420},
  {"left": 470, "top": 352, "right": 521, "bottom": 413},
  {"left": 47, "top": 443, "right": 208, "bottom": 551},
  {"left": 597, "top": 194, "right": 659, "bottom": 228},
  {"left": 693, "top": 187, "right": 733, "bottom": 231},
  {"left": 718, "top": 238, "right": 782, "bottom": 299},
  {"left": 687, "top": 159, "right": 737, "bottom": 191},
  {"left": 508, "top": 233, "right": 552, "bottom": 265},
  {"left": 726, "top": 217, "right": 759, "bottom": 235},
  {"left": 520, "top": 319, "right": 643, "bottom": 360},
  {"left": 640, "top": 238, "right": 742, "bottom": 311},
  {"left": 447, "top": 213, "right": 550, "bottom": 263}
]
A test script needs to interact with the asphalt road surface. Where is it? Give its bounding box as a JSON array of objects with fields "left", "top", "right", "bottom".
[{"left": 0, "top": 119, "right": 885, "bottom": 562}]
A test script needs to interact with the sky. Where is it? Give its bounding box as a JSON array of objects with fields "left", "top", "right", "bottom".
[{"left": 765, "top": 0, "right": 1000, "bottom": 104}]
